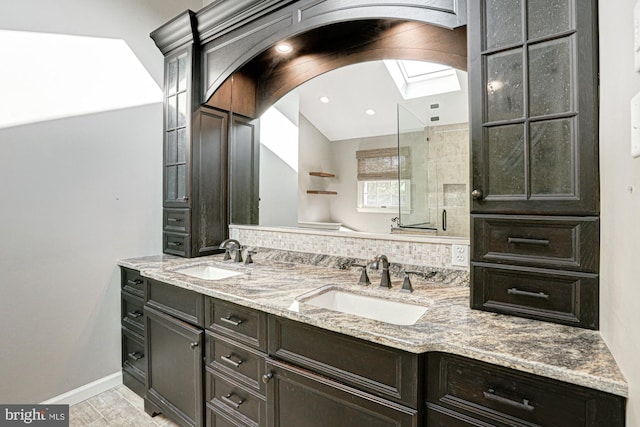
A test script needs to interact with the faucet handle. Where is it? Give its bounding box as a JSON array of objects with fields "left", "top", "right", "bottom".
[
  {"left": 245, "top": 250, "right": 256, "bottom": 264},
  {"left": 401, "top": 270, "right": 421, "bottom": 293},
  {"left": 352, "top": 263, "right": 370, "bottom": 286},
  {"left": 223, "top": 248, "right": 232, "bottom": 261}
]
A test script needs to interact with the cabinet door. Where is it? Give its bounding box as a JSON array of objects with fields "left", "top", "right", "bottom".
[
  {"left": 146, "top": 306, "right": 204, "bottom": 427},
  {"left": 229, "top": 114, "right": 259, "bottom": 225},
  {"left": 264, "top": 359, "right": 418, "bottom": 427},
  {"left": 192, "top": 107, "right": 229, "bottom": 255},
  {"left": 469, "top": 0, "right": 598, "bottom": 215},
  {"left": 164, "top": 49, "right": 192, "bottom": 208}
]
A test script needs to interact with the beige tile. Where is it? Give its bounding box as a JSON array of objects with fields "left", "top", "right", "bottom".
[
  {"left": 69, "top": 401, "right": 102, "bottom": 427},
  {"left": 114, "top": 385, "right": 145, "bottom": 412}
]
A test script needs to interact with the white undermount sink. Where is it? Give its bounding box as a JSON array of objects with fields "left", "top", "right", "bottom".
[
  {"left": 175, "top": 265, "right": 243, "bottom": 281},
  {"left": 294, "top": 289, "right": 428, "bottom": 326}
]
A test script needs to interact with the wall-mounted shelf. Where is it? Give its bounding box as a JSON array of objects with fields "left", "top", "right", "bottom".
[
  {"left": 307, "top": 190, "right": 338, "bottom": 195},
  {"left": 309, "top": 172, "right": 335, "bottom": 178}
]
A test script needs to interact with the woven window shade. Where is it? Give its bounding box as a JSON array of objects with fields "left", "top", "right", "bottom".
[{"left": 356, "top": 147, "right": 411, "bottom": 181}]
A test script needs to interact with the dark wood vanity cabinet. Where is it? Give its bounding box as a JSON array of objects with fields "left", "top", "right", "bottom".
[
  {"left": 144, "top": 280, "right": 205, "bottom": 427},
  {"left": 120, "top": 267, "right": 147, "bottom": 398},
  {"left": 426, "top": 353, "right": 625, "bottom": 426},
  {"left": 468, "top": 0, "right": 601, "bottom": 329}
]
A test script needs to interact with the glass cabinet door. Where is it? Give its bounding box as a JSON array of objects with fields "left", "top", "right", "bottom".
[
  {"left": 164, "top": 52, "right": 191, "bottom": 208},
  {"left": 470, "top": 0, "right": 598, "bottom": 215}
]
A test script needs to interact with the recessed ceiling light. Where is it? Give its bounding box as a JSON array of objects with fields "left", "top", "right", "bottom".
[
  {"left": 275, "top": 43, "right": 292, "bottom": 53},
  {"left": 365, "top": 109, "right": 376, "bottom": 115},
  {"left": 319, "top": 96, "right": 329, "bottom": 103}
]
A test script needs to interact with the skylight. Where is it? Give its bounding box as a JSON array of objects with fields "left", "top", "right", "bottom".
[
  {"left": 0, "top": 30, "right": 162, "bottom": 129},
  {"left": 384, "top": 59, "right": 461, "bottom": 100}
]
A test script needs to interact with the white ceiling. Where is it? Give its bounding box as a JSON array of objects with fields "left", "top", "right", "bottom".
[{"left": 288, "top": 60, "right": 469, "bottom": 142}]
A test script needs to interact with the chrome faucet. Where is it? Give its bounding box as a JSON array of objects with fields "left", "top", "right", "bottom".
[
  {"left": 219, "top": 238, "right": 242, "bottom": 262},
  {"left": 370, "top": 254, "right": 391, "bottom": 288}
]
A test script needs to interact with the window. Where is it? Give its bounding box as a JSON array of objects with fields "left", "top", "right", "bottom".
[{"left": 356, "top": 147, "right": 411, "bottom": 213}]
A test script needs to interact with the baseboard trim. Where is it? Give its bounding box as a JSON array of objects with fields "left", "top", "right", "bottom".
[{"left": 41, "top": 371, "right": 123, "bottom": 405}]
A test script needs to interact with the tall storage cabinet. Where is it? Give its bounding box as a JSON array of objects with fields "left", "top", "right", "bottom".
[{"left": 469, "top": 0, "right": 600, "bottom": 329}]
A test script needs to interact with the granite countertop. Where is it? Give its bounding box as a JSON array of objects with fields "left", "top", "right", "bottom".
[{"left": 118, "top": 252, "right": 628, "bottom": 398}]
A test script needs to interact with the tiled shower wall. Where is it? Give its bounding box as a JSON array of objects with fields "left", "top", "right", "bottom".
[{"left": 230, "top": 225, "right": 469, "bottom": 271}]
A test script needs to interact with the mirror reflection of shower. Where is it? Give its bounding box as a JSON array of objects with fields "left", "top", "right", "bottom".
[{"left": 396, "top": 100, "right": 469, "bottom": 237}]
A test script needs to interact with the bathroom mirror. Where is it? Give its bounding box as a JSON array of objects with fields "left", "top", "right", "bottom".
[{"left": 241, "top": 59, "right": 469, "bottom": 237}]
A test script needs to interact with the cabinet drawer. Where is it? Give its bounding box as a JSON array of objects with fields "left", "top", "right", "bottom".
[
  {"left": 426, "top": 353, "right": 625, "bottom": 427},
  {"left": 206, "top": 298, "right": 267, "bottom": 351},
  {"left": 206, "top": 368, "right": 266, "bottom": 427},
  {"left": 121, "top": 292, "right": 145, "bottom": 335},
  {"left": 122, "top": 327, "right": 146, "bottom": 383},
  {"left": 163, "top": 232, "right": 190, "bottom": 257},
  {"left": 147, "top": 279, "right": 204, "bottom": 327},
  {"left": 206, "top": 403, "right": 248, "bottom": 427},
  {"left": 472, "top": 215, "right": 599, "bottom": 272},
  {"left": 205, "top": 331, "right": 266, "bottom": 395},
  {"left": 268, "top": 316, "right": 420, "bottom": 408},
  {"left": 471, "top": 263, "right": 598, "bottom": 329},
  {"left": 164, "top": 208, "right": 190, "bottom": 233},
  {"left": 121, "top": 267, "right": 145, "bottom": 299}
]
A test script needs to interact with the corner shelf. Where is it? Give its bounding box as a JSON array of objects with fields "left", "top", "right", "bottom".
[
  {"left": 306, "top": 190, "right": 338, "bottom": 195},
  {"left": 309, "top": 172, "right": 335, "bottom": 178}
]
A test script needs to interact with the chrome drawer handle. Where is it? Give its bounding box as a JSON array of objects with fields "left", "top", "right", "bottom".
[
  {"left": 221, "top": 354, "right": 243, "bottom": 368},
  {"left": 508, "top": 288, "right": 550, "bottom": 300},
  {"left": 483, "top": 389, "right": 535, "bottom": 412},
  {"left": 127, "top": 311, "right": 143, "bottom": 319},
  {"left": 167, "top": 241, "right": 183, "bottom": 247},
  {"left": 127, "top": 279, "right": 143, "bottom": 286},
  {"left": 221, "top": 393, "right": 244, "bottom": 409},
  {"left": 128, "top": 351, "right": 144, "bottom": 361},
  {"left": 507, "top": 237, "right": 550, "bottom": 246},
  {"left": 220, "top": 315, "right": 243, "bottom": 327},
  {"left": 167, "top": 217, "right": 183, "bottom": 222}
]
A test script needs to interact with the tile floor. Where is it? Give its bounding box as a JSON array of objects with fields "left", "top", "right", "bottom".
[{"left": 69, "top": 385, "right": 180, "bottom": 427}]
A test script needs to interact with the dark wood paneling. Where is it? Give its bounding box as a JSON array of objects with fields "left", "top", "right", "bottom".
[
  {"left": 145, "top": 306, "right": 204, "bottom": 427},
  {"left": 472, "top": 215, "right": 599, "bottom": 272},
  {"left": 122, "top": 327, "right": 146, "bottom": 384},
  {"left": 265, "top": 358, "right": 419, "bottom": 427},
  {"left": 121, "top": 292, "right": 145, "bottom": 336},
  {"left": 471, "top": 263, "right": 598, "bottom": 329},
  {"left": 206, "top": 403, "right": 250, "bottom": 427},
  {"left": 191, "top": 107, "right": 229, "bottom": 255},
  {"left": 121, "top": 268, "right": 145, "bottom": 299},
  {"left": 229, "top": 115, "right": 259, "bottom": 225},
  {"left": 205, "top": 331, "right": 266, "bottom": 395},
  {"left": 206, "top": 367, "right": 266, "bottom": 426},
  {"left": 164, "top": 208, "right": 190, "bottom": 233},
  {"left": 426, "top": 353, "right": 625, "bottom": 427},
  {"left": 206, "top": 298, "right": 268, "bottom": 351},
  {"left": 268, "top": 316, "right": 420, "bottom": 408},
  {"left": 147, "top": 279, "right": 205, "bottom": 327},
  {"left": 163, "top": 232, "right": 190, "bottom": 257}
]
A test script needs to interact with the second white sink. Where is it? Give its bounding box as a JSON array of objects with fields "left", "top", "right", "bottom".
[
  {"left": 299, "top": 289, "right": 428, "bottom": 325},
  {"left": 175, "top": 265, "right": 243, "bottom": 281}
]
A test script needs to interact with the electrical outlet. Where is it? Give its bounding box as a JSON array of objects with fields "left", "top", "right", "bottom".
[{"left": 451, "top": 244, "right": 469, "bottom": 267}]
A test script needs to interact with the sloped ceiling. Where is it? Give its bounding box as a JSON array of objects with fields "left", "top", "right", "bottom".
[{"left": 293, "top": 60, "right": 469, "bottom": 142}]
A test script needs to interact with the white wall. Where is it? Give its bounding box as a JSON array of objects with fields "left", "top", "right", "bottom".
[
  {"left": 330, "top": 133, "right": 399, "bottom": 233},
  {"left": 298, "top": 114, "right": 334, "bottom": 223},
  {"left": 599, "top": 1, "right": 640, "bottom": 423},
  {"left": 0, "top": 0, "right": 202, "bottom": 403}
]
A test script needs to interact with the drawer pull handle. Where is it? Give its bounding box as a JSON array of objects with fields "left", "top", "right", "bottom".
[
  {"left": 221, "top": 393, "right": 244, "bottom": 409},
  {"left": 167, "top": 241, "right": 183, "bottom": 247},
  {"left": 483, "top": 389, "right": 535, "bottom": 412},
  {"left": 221, "top": 354, "right": 243, "bottom": 368},
  {"left": 507, "top": 237, "right": 550, "bottom": 246},
  {"left": 167, "top": 217, "right": 183, "bottom": 222},
  {"left": 508, "top": 288, "right": 550, "bottom": 300},
  {"left": 220, "top": 315, "right": 243, "bottom": 327},
  {"left": 190, "top": 342, "right": 199, "bottom": 349},
  {"left": 261, "top": 373, "right": 274, "bottom": 384},
  {"left": 128, "top": 311, "right": 143, "bottom": 319},
  {"left": 127, "top": 279, "right": 143, "bottom": 286},
  {"left": 128, "top": 351, "right": 144, "bottom": 361}
]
